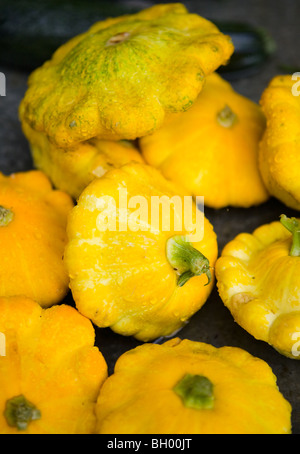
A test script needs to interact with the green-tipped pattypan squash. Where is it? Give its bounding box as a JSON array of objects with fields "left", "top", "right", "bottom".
[{"left": 19, "top": 3, "right": 233, "bottom": 147}]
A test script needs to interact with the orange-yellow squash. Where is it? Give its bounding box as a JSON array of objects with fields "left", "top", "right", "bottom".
[
  {"left": 0, "top": 170, "right": 73, "bottom": 307},
  {"left": 140, "top": 72, "right": 269, "bottom": 208},
  {"left": 95, "top": 338, "right": 292, "bottom": 434},
  {"left": 64, "top": 162, "right": 218, "bottom": 341},
  {"left": 216, "top": 215, "right": 300, "bottom": 359},
  {"left": 23, "top": 120, "right": 144, "bottom": 199},
  {"left": 0, "top": 296, "right": 108, "bottom": 434},
  {"left": 19, "top": 3, "right": 233, "bottom": 147},
  {"left": 259, "top": 74, "right": 300, "bottom": 210}
]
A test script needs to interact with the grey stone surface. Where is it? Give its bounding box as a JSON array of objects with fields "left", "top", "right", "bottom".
[{"left": 0, "top": 0, "right": 299, "bottom": 434}]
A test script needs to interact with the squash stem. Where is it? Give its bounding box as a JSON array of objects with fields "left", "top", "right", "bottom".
[
  {"left": 4, "top": 395, "right": 41, "bottom": 431},
  {"left": 217, "top": 104, "right": 237, "bottom": 128},
  {"left": 106, "top": 32, "right": 130, "bottom": 46},
  {"left": 166, "top": 235, "right": 211, "bottom": 287},
  {"left": 173, "top": 374, "right": 214, "bottom": 410},
  {"left": 280, "top": 215, "right": 300, "bottom": 256},
  {"left": 0, "top": 205, "right": 13, "bottom": 226}
]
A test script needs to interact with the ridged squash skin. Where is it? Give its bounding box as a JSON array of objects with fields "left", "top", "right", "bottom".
[
  {"left": 64, "top": 162, "right": 218, "bottom": 341},
  {"left": 140, "top": 72, "right": 268, "bottom": 208},
  {"left": 0, "top": 296, "right": 108, "bottom": 434},
  {"left": 215, "top": 218, "right": 300, "bottom": 359},
  {"left": 22, "top": 121, "right": 144, "bottom": 200},
  {"left": 19, "top": 3, "right": 233, "bottom": 147},
  {"left": 259, "top": 75, "right": 300, "bottom": 210},
  {"left": 0, "top": 170, "right": 73, "bottom": 307},
  {"left": 96, "top": 338, "right": 292, "bottom": 434}
]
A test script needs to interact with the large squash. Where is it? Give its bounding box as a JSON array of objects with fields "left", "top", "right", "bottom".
[
  {"left": 258, "top": 74, "right": 300, "bottom": 210},
  {"left": 215, "top": 215, "right": 300, "bottom": 359},
  {"left": 19, "top": 3, "right": 233, "bottom": 147},
  {"left": 96, "top": 338, "right": 291, "bottom": 434},
  {"left": 0, "top": 170, "right": 73, "bottom": 307},
  {"left": 0, "top": 296, "right": 108, "bottom": 434},
  {"left": 140, "top": 72, "right": 268, "bottom": 208},
  {"left": 23, "top": 120, "right": 144, "bottom": 200},
  {"left": 64, "top": 162, "right": 218, "bottom": 341}
]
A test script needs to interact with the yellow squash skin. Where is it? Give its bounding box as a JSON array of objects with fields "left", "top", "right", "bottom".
[
  {"left": 19, "top": 3, "right": 233, "bottom": 147},
  {"left": 0, "top": 170, "right": 73, "bottom": 307},
  {"left": 23, "top": 121, "right": 144, "bottom": 200},
  {"left": 140, "top": 72, "right": 268, "bottom": 208},
  {"left": 0, "top": 296, "right": 108, "bottom": 434},
  {"left": 215, "top": 217, "right": 300, "bottom": 359},
  {"left": 259, "top": 75, "right": 300, "bottom": 210},
  {"left": 64, "top": 162, "right": 218, "bottom": 341},
  {"left": 95, "top": 338, "right": 292, "bottom": 434}
]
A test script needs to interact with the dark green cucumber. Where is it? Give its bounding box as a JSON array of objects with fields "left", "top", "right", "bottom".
[
  {"left": 214, "top": 21, "right": 276, "bottom": 79},
  {"left": 0, "top": 0, "right": 139, "bottom": 71},
  {"left": 0, "top": 0, "right": 276, "bottom": 77}
]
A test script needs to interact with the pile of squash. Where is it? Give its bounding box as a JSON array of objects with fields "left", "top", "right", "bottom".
[{"left": 0, "top": 3, "right": 299, "bottom": 434}]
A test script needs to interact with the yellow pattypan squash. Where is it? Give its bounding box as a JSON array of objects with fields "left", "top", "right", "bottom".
[
  {"left": 140, "top": 72, "right": 268, "bottom": 208},
  {"left": 19, "top": 3, "right": 233, "bottom": 147},
  {"left": 0, "top": 170, "right": 73, "bottom": 307},
  {"left": 64, "top": 162, "right": 218, "bottom": 341},
  {"left": 96, "top": 337, "right": 292, "bottom": 434},
  {"left": 258, "top": 74, "right": 300, "bottom": 210},
  {"left": 22, "top": 120, "right": 144, "bottom": 199},
  {"left": 216, "top": 215, "right": 300, "bottom": 359},
  {"left": 0, "top": 296, "right": 108, "bottom": 434}
]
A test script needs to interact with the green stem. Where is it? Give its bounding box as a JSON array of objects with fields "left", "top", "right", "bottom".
[
  {"left": 4, "top": 395, "right": 41, "bottom": 431},
  {"left": 166, "top": 235, "right": 211, "bottom": 287},
  {"left": 173, "top": 374, "right": 214, "bottom": 410},
  {"left": 217, "top": 104, "right": 237, "bottom": 128},
  {"left": 0, "top": 205, "right": 13, "bottom": 226},
  {"left": 280, "top": 215, "right": 300, "bottom": 257}
]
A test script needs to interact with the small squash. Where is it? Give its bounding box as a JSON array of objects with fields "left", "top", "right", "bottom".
[
  {"left": 95, "top": 338, "right": 292, "bottom": 434},
  {"left": 0, "top": 170, "right": 73, "bottom": 307},
  {"left": 19, "top": 3, "right": 233, "bottom": 147},
  {"left": 64, "top": 162, "right": 218, "bottom": 341},
  {"left": 215, "top": 215, "right": 300, "bottom": 359},
  {"left": 140, "top": 72, "right": 268, "bottom": 208},
  {"left": 22, "top": 121, "right": 144, "bottom": 199},
  {"left": 258, "top": 74, "right": 300, "bottom": 210},
  {"left": 0, "top": 296, "right": 108, "bottom": 434}
]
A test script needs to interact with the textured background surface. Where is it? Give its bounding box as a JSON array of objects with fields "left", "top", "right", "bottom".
[{"left": 1, "top": 0, "right": 300, "bottom": 433}]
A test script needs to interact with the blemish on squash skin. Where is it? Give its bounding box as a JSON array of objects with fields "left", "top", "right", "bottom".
[
  {"left": 231, "top": 293, "right": 254, "bottom": 309},
  {"left": 69, "top": 120, "right": 77, "bottom": 128},
  {"left": 106, "top": 32, "right": 130, "bottom": 46},
  {"left": 0, "top": 206, "right": 14, "bottom": 226}
]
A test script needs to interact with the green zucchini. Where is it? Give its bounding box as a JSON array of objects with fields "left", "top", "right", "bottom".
[
  {"left": 0, "top": 0, "right": 138, "bottom": 71},
  {"left": 0, "top": 0, "right": 276, "bottom": 77},
  {"left": 214, "top": 21, "right": 276, "bottom": 79}
]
